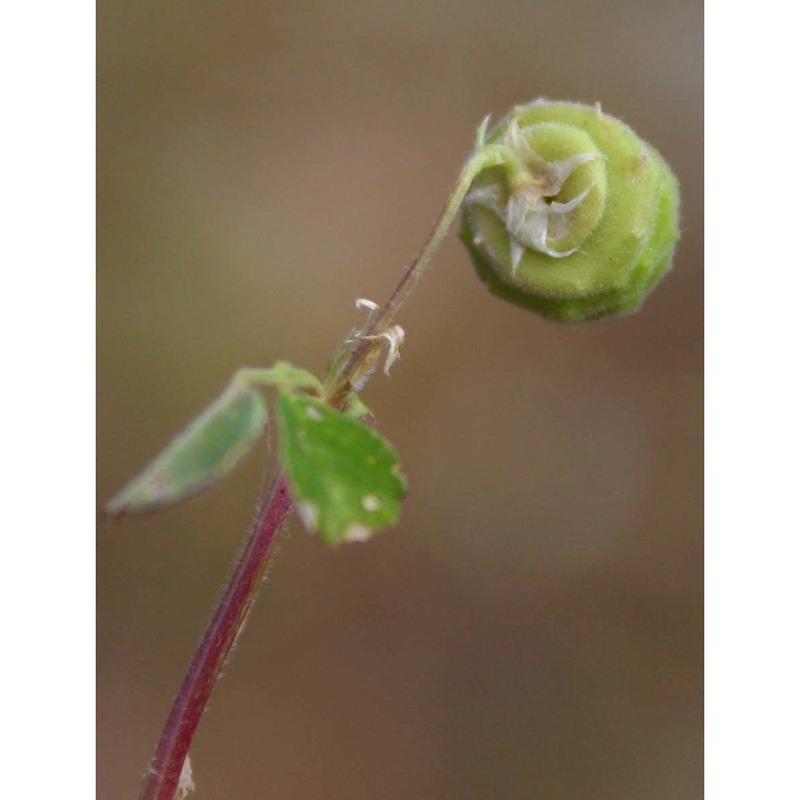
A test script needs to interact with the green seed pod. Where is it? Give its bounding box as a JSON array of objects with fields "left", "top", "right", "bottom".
[{"left": 460, "top": 100, "right": 680, "bottom": 322}]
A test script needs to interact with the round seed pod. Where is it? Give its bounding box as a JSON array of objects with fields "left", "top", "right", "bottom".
[{"left": 460, "top": 100, "right": 680, "bottom": 322}]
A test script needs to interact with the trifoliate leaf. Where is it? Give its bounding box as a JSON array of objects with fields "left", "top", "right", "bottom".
[
  {"left": 106, "top": 383, "right": 268, "bottom": 515},
  {"left": 276, "top": 393, "right": 407, "bottom": 544}
]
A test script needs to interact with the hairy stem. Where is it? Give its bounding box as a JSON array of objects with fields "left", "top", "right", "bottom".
[
  {"left": 141, "top": 137, "right": 487, "bottom": 799},
  {"left": 326, "top": 148, "right": 489, "bottom": 397},
  {"left": 141, "top": 475, "right": 293, "bottom": 800}
]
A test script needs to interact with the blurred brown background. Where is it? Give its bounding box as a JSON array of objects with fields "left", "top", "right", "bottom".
[{"left": 98, "top": 1, "right": 702, "bottom": 798}]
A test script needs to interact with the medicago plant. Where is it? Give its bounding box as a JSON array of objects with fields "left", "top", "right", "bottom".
[{"left": 107, "top": 99, "right": 680, "bottom": 800}]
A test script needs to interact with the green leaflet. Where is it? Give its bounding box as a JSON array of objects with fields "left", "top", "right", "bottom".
[
  {"left": 105, "top": 383, "right": 268, "bottom": 515},
  {"left": 276, "top": 393, "right": 407, "bottom": 545},
  {"left": 106, "top": 362, "right": 322, "bottom": 515}
]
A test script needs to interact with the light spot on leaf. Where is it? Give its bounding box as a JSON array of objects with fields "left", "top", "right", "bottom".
[
  {"left": 297, "top": 501, "right": 319, "bottom": 531},
  {"left": 361, "top": 494, "right": 381, "bottom": 511},
  {"left": 344, "top": 524, "right": 371, "bottom": 543}
]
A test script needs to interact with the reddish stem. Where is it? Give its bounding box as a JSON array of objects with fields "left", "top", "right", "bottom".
[
  {"left": 138, "top": 144, "right": 478, "bottom": 799},
  {"left": 141, "top": 475, "right": 293, "bottom": 800}
]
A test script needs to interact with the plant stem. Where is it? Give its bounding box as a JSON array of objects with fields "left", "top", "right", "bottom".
[
  {"left": 140, "top": 136, "right": 489, "bottom": 799},
  {"left": 141, "top": 474, "right": 293, "bottom": 800},
  {"left": 326, "top": 148, "right": 489, "bottom": 396}
]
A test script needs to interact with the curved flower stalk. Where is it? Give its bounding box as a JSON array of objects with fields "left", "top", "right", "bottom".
[{"left": 460, "top": 100, "right": 680, "bottom": 322}]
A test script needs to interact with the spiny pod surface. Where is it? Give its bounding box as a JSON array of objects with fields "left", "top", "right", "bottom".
[{"left": 460, "top": 100, "right": 680, "bottom": 322}]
